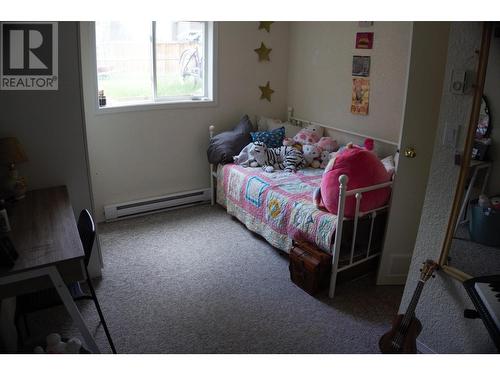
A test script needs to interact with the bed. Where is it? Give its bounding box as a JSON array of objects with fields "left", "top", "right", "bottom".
[{"left": 208, "top": 114, "right": 395, "bottom": 298}]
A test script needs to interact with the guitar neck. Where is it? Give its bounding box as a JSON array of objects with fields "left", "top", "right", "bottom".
[{"left": 401, "top": 281, "right": 425, "bottom": 329}]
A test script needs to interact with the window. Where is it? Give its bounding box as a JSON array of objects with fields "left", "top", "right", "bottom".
[{"left": 94, "top": 21, "right": 214, "bottom": 109}]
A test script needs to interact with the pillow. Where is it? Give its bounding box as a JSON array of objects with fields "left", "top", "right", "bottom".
[
  {"left": 257, "top": 116, "right": 282, "bottom": 131},
  {"left": 250, "top": 126, "right": 285, "bottom": 148},
  {"left": 207, "top": 115, "right": 253, "bottom": 165},
  {"left": 380, "top": 155, "right": 396, "bottom": 177},
  {"left": 318, "top": 148, "right": 391, "bottom": 217},
  {"left": 257, "top": 116, "right": 298, "bottom": 138}
]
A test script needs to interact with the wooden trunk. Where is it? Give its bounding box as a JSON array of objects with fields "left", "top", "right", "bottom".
[{"left": 289, "top": 241, "right": 332, "bottom": 295}]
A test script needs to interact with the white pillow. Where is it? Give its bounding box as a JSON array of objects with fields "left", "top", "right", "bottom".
[
  {"left": 256, "top": 116, "right": 281, "bottom": 130},
  {"left": 256, "top": 116, "right": 299, "bottom": 138},
  {"left": 381, "top": 155, "right": 396, "bottom": 178}
]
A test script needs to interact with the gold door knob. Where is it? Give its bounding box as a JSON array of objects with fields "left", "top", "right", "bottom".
[{"left": 404, "top": 147, "right": 417, "bottom": 158}]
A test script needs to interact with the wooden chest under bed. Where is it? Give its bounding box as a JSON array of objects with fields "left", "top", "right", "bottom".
[{"left": 289, "top": 241, "right": 332, "bottom": 295}]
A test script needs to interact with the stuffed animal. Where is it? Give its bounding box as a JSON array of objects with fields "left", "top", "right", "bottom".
[
  {"left": 302, "top": 144, "right": 322, "bottom": 168},
  {"left": 233, "top": 143, "right": 255, "bottom": 166},
  {"left": 317, "top": 137, "right": 339, "bottom": 153},
  {"left": 313, "top": 147, "right": 391, "bottom": 217},
  {"left": 319, "top": 150, "right": 333, "bottom": 169},
  {"left": 293, "top": 124, "right": 324, "bottom": 145},
  {"left": 245, "top": 141, "right": 306, "bottom": 173},
  {"left": 34, "top": 333, "right": 82, "bottom": 354},
  {"left": 364, "top": 138, "right": 374, "bottom": 151},
  {"left": 282, "top": 137, "right": 303, "bottom": 151},
  {"left": 305, "top": 123, "right": 324, "bottom": 138}
]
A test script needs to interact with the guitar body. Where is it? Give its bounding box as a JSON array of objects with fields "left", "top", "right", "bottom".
[
  {"left": 379, "top": 314, "right": 422, "bottom": 354},
  {"left": 379, "top": 260, "right": 437, "bottom": 354}
]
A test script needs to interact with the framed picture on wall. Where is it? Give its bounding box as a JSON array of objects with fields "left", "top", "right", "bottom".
[
  {"left": 355, "top": 32, "right": 374, "bottom": 49},
  {"left": 351, "top": 78, "right": 370, "bottom": 115},
  {"left": 352, "top": 56, "right": 371, "bottom": 77}
]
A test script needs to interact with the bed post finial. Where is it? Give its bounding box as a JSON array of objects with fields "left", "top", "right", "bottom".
[
  {"left": 338, "top": 174, "right": 348, "bottom": 187},
  {"left": 209, "top": 125, "right": 215, "bottom": 139},
  {"left": 287, "top": 107, "right": 293, "bottom": 122}
]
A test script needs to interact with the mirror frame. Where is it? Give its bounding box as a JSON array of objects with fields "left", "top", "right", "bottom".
[{"left": 439, "top": 22, "right": 493, "bottom": 282}]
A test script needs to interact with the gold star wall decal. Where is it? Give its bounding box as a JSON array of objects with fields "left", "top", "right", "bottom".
[
  {"left": 259, "top": 81, "right": 274, "bottom": 102},
  {"left": 258, "top": 21, "right": 274, "bottom": 33},
  {"left": 254, "top": 42, "right": 272, "bottom": 62}
]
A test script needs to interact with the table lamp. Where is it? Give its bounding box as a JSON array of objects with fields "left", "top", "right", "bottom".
[{"left": 0, "top": 137, "right": 29, "bottom": 200}]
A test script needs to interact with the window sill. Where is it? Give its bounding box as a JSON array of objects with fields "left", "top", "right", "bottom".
[{"left": 94, "top": 98, "right": 217, "bottom": 115}]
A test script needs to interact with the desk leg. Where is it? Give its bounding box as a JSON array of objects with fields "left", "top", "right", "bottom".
[
  {"left": 46, "top": 266, "right": 101, "bottom": 354},
  {"left": 0, "top": 267, "right": 100, "bottom": 353}
]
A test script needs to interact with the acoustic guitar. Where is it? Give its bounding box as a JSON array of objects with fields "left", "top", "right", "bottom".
[{"left": 379, "top": 259, "right": 438, "bottom": 354}]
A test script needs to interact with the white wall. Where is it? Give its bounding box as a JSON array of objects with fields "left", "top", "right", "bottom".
[
  {"left": 81, "top": 22, "right": 290, "bottom": 222},
  {"left": 399, "top": 22, "right": 497, "bottom": 353},
  {"left": 287, "top": 22, "right": 412, "bottom": 144}
]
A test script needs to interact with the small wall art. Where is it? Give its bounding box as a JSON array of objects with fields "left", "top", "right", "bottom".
[
  {"left": 352, "top": 56, "right": 370, "bottom": 77},
  {"left": 358, "top": 21, "right": 374, "bottom": 27},
  {"left": 355, "top": 32, "right": 374, "bottom": 49},
  {"left": 254, "top": 42, "right": 272, "bottom": 62},
  {"left": 258, "top": 22, "right": 274, "bottom": 33},
  {"left": 351, "top": 78, "right": 370, "bottom": 115},
  {"left": 259, "top": 81, "right": 274, "bottom": 102}
]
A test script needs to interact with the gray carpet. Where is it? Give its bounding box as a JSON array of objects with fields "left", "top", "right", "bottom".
[
  {"left": 25, "top": 204, "right": 403, "bottom": 353},
  {"left": 449, "top": 223, "right": 500, "bottom": 276}
]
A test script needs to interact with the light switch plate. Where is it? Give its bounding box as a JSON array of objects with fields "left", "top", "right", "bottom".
[
  {"left": 443, "top": 122, "right": 460, "bottom": 147},
  {"left": 450, "top": 70, "right": 467, "bottom": 94}
]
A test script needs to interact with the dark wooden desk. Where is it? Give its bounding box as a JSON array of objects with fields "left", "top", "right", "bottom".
[{"left": 0, "top": 186, "right": 100, "bottom": 353}]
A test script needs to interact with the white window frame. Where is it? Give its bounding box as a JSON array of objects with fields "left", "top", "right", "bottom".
[{"left": 87, "top": 21, "right": 217, "bottom": 114}]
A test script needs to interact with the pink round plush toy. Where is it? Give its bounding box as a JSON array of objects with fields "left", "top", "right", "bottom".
[
  {"left": 293, "top": 129, "right": 320, "bottom": 145},
  {"left": 313, "top": 147, "right": 391, "bottom": 217},
  {"left": 316, "top": 137, "right": 339, "bottom": 153}
]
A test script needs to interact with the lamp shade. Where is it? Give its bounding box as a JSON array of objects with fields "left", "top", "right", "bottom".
[{"left": 0, "top": 137, "right": 28, "bottom": 165}]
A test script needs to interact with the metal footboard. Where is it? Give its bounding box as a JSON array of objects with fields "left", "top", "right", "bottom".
[{"left": 328, "top": 176, "right": 393, "bottom": 298}]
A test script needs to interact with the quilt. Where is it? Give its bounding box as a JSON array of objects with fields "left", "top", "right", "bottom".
[{"left": 217, "top": 164, "right": 338, "bottom": 253}]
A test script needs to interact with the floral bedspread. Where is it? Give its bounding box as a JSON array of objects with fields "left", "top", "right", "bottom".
[{"left": 217, "top": 164, "right": 338, "bottom": 253}]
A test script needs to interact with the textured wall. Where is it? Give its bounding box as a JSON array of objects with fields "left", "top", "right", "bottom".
[
  {"left": 399, "top": 22, "right": 497, "bottom": 353},
  {"left": 483, "top": 25, "right": 500, "bottom": 195},
  {"left": 287, "top": 22, "right": 412, "bottom": 143},
  {"left": 81, "top": 22, "right": 290, "bottom": 222}
]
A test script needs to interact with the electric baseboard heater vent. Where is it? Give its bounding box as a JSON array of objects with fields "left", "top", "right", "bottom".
[{"left": 104, "top": 188, "right": 211, "bottom": 221}]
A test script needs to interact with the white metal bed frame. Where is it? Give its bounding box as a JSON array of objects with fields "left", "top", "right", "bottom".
[{"left": 208, "top": 114, "right": 395, "bottom": 298}]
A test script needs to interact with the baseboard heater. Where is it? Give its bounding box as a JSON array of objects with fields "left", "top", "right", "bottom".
[{"left": 104, "top": 188, "right": 211, "bottom": 221}]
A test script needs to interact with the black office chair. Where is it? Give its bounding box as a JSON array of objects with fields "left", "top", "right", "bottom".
[{"left": 15, "top": 209, "right": 117, "bottom": 353}]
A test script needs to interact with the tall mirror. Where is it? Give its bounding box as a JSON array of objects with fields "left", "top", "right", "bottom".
[{"left": 441, "top": 23, "right": 500, "bottom": 279}]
